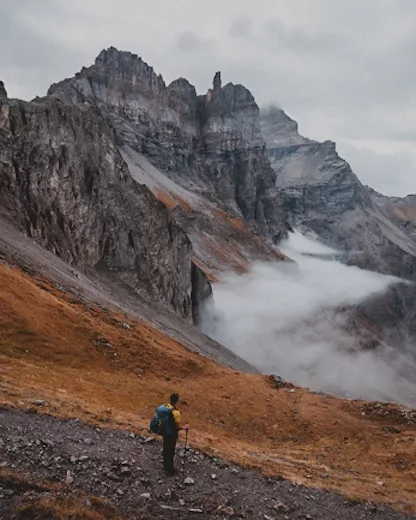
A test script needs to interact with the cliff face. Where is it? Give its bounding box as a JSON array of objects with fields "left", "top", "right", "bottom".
[
  {"left": 260, "top": 108, "right": 416, "bottom": 282},
  {"left": 0, "top": 91, "right": 211, "bottom": 322},
  {"left": 259, "top": 108, "right": 416, "bottom": 346},
  {"left": 48, "top": 47, "right": 289, "bottom": 246}
]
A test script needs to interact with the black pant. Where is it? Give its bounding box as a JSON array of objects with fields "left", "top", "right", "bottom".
[{"left": 163, "top": 434, "right": 177, "bottom": 473}]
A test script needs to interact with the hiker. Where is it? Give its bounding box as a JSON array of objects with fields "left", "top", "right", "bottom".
[{"left": 150, "top": 393, "right": 189, "bottom": 475}]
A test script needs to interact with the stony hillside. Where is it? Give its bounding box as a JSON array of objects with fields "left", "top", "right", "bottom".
[
  {"left": 0, "top": 260, "right": 415, "bottom": 517},
  {"left": 1, "top": 45, "right": 416, "bottom": 519},
  {"left": 1, "top": 409, "right": 414, "bottom": 520}
]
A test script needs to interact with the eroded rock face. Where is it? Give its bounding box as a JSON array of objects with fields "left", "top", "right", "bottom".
[
  {"left": 46, "top": 48, "right": 416, "bottom": 346},
  {"left": 0, "top": 96, "right": 210, "bottom": 321},
  {"left": 48, "top": 47, "right": 288, "bottom": 243},
  {"left": 260, "top": 108, "right": 416, "bottom": 346},
  {"left": 0, "top": 81, "right": 7, "bottom": 100},
  {"left": 260, "top": 110, "right": 416, "bottom": 281}
]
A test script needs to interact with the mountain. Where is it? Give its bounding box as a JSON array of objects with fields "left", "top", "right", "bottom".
[
  {"left": 1, "top": 47, "right": 416, "bottom": 515},
  {"left": 0, "top": 73, "right": 211, "bottom": 324},
  {"left": 46, "top": 47, "right": 288, "bottom": 278},
  {"left": 43, "top": 47, "right": 416, "bottom": 349},
  {"left": 259, "top": 106, "right": 416, "bottom": 347},
  {"left": 2, "top": 45, "right": 416, "bottom": 357},
  {"left": 260, "top": 107, "right": 416, "bottom": 279},
  {"left": 45, "top": 48, "right": 416, "bottom": 280}
]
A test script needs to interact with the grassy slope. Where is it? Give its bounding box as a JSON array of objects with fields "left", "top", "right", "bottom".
[{"left": 0, "top": 263, "right": 415, "bottom": 513}]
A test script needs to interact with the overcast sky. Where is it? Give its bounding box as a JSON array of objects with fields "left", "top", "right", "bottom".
[{"left": 2, "top": 0, "right": 416, "bottom": 196}]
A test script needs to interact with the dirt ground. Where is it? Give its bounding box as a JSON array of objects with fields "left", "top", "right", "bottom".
[
  {"left": 1, "top": 261, "right": 415, "bottom": 516},
  {"left": 1, "top": 408, "right": 415, "bottom": 520}
]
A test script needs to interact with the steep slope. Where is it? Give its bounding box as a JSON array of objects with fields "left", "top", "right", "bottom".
[
  {"left": 0, "top": 217, "right": 251, "bottom": 371},
  {"left": 260, "top": 107, "right": 416, "bottom": 280},
  {"left": 47, "top": 47, "right": 289, "bottom": 271},
  {"left": 260, "top": 107, "right": 416, "bottom": 347},
  {"left": 1, "top": 261, "right": 415, "bottom": 513},
  {"left": 0, "top": 84, "right": 211, "bottom": 322},
  {"left": 369, "top": 187, "right": 416, "bottom": 242},
  {"left": 45, "top": 47, "right": 416, "bottom": 347}
]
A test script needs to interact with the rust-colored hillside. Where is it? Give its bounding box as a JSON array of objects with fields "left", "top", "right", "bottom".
[{"left": 0, "top": 262, "right": 415, "bottom": 513}]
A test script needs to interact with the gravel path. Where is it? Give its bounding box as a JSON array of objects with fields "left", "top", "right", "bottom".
[{"left": 0, "top": 408, "right": 414, "bottom": 519}]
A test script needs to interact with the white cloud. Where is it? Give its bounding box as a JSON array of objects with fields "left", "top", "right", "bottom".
[
  {"left": 202, "top": 232, "right": 416, "bottom": 406},
  {"left": 1, "top": 0, "right": 416, "bottom": 195}
]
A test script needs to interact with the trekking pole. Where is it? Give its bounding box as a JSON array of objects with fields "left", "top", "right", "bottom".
[{"left": 183, "top": 428, "right": 189, "bottom": 474}]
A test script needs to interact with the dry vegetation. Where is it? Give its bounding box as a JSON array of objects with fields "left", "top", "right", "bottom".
[
  {"left": 1, "top": 469, "right": 124, "bottom": 520},
  {"left": 0, "top": 262, "right": 415, "bottom": 513}
]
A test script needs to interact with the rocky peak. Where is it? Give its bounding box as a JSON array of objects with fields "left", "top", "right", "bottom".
[
  {"left": 168, "top": 77, "right": 197, "bottom": 100},
  {"left": 260, "top": 105, "right": 310, "bottom": 148},
  {"left": 94, "top": 46, "right": 165, "bottom": 94},
  {"left": 49, "top": 47, "right": 167, "bottom": 107},
  {"left": 213, "top": 71, "right": 222, "bottom": 90},
  {"left": 0, "top": 81, "right": 7, "bottom": 101},
  {"left": 202, "top": 81, "right": 263, "bottom": 148}
]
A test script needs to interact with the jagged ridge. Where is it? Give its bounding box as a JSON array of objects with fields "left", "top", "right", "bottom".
[{"left": 0, "top": 90, "right": 211, "bottom": 322}]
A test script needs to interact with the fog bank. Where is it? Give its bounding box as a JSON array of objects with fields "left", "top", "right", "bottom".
[{"left": 202, "top": 232, "right": 416, "bottom": 407}]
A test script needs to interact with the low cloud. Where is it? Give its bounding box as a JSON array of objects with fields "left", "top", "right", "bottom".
[
  {"left": 202, "top": 232, "right": 416, "bottom": 407},
  {"left": 2, "top": 0, "right": 416, "bottom": 194},
  {"left": 175, "top": 32, "right": 209, "bottom": 52}
]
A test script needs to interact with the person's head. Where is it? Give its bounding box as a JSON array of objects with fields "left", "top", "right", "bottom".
[{"left": 170, "top": 393, "right": 179, "bottom": 406}]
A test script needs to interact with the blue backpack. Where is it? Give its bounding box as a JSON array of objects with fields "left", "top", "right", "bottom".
[{"left": 149, "top": 404, "right": 177, "bottom": 436}]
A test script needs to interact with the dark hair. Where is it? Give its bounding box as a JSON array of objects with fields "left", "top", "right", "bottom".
[{"left": 170, "top": 393, "right": 179, "bottom": 405}]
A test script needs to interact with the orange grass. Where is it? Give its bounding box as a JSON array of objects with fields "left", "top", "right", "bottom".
[{"left": 0, "top": 263, "right": 415, "bottom": 514}]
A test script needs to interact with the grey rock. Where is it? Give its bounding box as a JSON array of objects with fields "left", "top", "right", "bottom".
[
  {"left": 184, "top": 477, "right": 195, "bottom": 485},
  {"left": 0, "top": 81, "right": 7, "bottom": 100},
  {"left": 269, "top": 374, "right": 286, "bottom": 389},
  {"left": 0, "top": 92, "right": 211, "bottom": 323},
  {"left": 65, "top": 470, "right": 74, "bottom": 484},
  {"left": 32, "top": 400, "right": 47, "bottom": 406},
  {"left": 47, "top": 48, "right": 289, "bottom": 263}
]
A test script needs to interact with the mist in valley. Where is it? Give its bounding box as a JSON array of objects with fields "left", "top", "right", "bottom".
[{"left": 202, "top": 232, "right": 416, "bottom": 407}]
